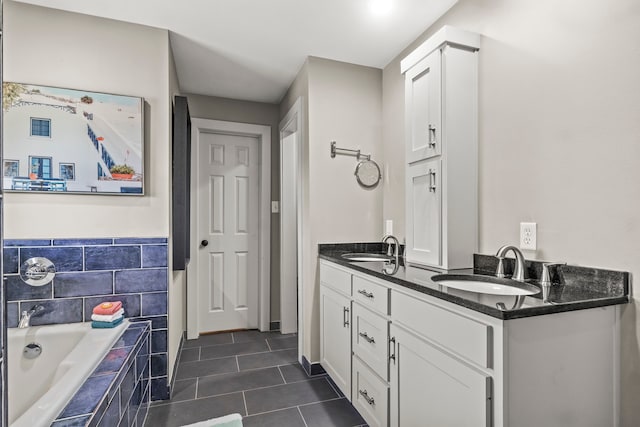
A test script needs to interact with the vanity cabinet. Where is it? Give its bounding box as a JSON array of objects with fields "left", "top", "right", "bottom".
[
  {"left": 319, "top": 259, "right": 620, "bottom": 427},
  {"left": 402, "top": 26, "right": 480, "bottom": 270},
  {"left": 389, "top": 290, "right": 492, "bottom": 427},
  {"left": 319, "top": 262, "right": 352, "bottom": 398}
]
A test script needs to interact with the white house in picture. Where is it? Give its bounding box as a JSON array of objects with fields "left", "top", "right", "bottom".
[{"left": 3, "top": 85, "right": 143, "bottom": 194}]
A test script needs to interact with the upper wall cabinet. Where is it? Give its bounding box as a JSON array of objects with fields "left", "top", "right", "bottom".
[{"left": 402, "top": 26, "right": 480, "bottom": 270}]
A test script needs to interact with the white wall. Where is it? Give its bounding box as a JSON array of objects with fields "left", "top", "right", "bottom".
[
  {"left": 381, "top": 0, "right": 640, "bottom": 424},
  {"left": 3, "top": 1, "right": 171, "bottom": 239},
  {"left": 281, "top": 57, "right": 383, "bottom": 362}
]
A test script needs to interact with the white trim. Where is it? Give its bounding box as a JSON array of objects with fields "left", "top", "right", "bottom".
[
  {"left": 400, "top": 25, "right": 480, "bottom": 74},
  {"left": 187, "top": 118, "right": 271, "bottom": 339},
  {"left": 279, "top": 97, "right": 304, "bottom": 363}
]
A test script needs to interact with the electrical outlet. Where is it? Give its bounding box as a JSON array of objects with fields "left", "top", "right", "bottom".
[
  {"left": 271, "top": 201, "right": 279, "bottom": 213},
  {"left": 520, "top": 222, "right": 537, "bottom": 250}
]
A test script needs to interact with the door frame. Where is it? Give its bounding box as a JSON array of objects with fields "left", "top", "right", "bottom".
[
  {"left": 279, "top": 97, "right": 304, "bottom": 362},
  {"left": 187, "top": 118, "right": 271, "bottom": 339}
]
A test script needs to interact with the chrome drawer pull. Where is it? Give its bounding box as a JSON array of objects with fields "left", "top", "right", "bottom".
[
  {"left": 357, "top": 289, "right": 374, "bottom": 299},
  {"left": 359, "top": 332, "right": 375, "bottom": 344},
  {"left": 343, "top": 306, "right": 350, "bottom": 327},
  {"left": 428, "top": 124, "right": 437, "bottom": 148},
  {"left": 389, "top": 337, "right": 396, "bottom": 364},
  {"left": 359, "top": 389, "right": 375, "bottom": 406}
]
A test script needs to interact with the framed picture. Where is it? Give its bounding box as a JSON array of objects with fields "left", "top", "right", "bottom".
[
  {"left": 60, "top": 163, "right": 76, "bottom": 180},
  {"left": 3, "top": 160, "right": 19, "bottom": 177},
  {"left": 2, "top": 82, "right": 144, "bottom": 194}
]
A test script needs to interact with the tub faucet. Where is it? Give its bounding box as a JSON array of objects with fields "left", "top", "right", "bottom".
[
  {"left": 382, "top": 235, "right": 400, "bottom": 258},
  {"left": 495, "top": 245, "right": 527, "bottom": 282},
  {"left": 18, "top": 304, "right": 46, "bottom": 328}
]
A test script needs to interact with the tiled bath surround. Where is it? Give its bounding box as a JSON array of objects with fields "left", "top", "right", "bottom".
[
  {"left": 52, "top": 321, "right": 151, "bottom": 427},
  {"left": 3, "top": 237, "right": 170, "bottom": 400}
]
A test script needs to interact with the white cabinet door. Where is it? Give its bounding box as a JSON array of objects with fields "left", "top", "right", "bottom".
[
  {"left": 405, "top": 51, "right": 441, "bottom": 164},
  {"left": 406, "top": 158, "right": 442, "bottom": 267},
  {"left": 320, "top": 285, "right": 352, "bottom": 399},
  {"left": 389, "top": 324, "right": 491, "bottom": 427}
]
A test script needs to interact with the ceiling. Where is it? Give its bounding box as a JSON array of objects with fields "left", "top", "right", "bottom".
[{"left": 13, "top": 0, "right": 458, "bottom": 103}]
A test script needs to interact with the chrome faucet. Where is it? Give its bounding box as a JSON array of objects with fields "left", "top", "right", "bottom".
[
  {"left": 495, "top": 245, "right": 527, "bottom": 282},
  {"left": 382, "top": 235, "right": 400, "bottom": 258},
  {"left": 18, "top": 304, "right": 45, "bottom": 328},
  {"left": 540, "top": 262, "right": 566, "bottom": 302}
]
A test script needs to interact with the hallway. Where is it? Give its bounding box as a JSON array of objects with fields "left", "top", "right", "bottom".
[{"left": 145, "top": 330, "right": 367, "bottom": 426}]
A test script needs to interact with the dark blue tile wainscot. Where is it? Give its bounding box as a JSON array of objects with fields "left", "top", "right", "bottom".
[
  {"left": 21, "top": 247, "right": 83, "bottom": 272},
  {"left": 142, "top": 245, "right": 169, "bottom": 268},
  {"left": 4, "top": 237, "right": 169, "bottom": 402},
  {"left": 85, "top": 246, "right": 141, "bottom": 270},
  {"left": 54, "top": 322, "right": 151, "bottom": 426},
  {"left": 115, "top": 268, "right": 167, "bottom": 293}
]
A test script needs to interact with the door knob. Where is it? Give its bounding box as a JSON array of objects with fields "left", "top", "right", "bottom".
[{"left": 201, "top": 240, "right": 209, "bottom": 247}]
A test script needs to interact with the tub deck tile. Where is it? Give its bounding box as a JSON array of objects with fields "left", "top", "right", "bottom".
[
  {"left": 94, "top": 347, "right": 134, "bottom": 376},
  {"left": 51, "top": 414, "right": 92, "bottom": 427},
  {"left": 59, "top": 373, "right": 116, "bottom": 419}
]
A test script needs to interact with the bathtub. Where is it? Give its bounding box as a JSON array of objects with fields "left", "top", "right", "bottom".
[{"left": 8, "top": 320, "right": 129, "bottom": 427}]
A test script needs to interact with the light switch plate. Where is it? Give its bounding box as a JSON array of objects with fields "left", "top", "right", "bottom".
[
  {"left": 520, "top": 222, "right": 537, "bottom": 250},
  {"left": 271, "top": 201, "right": 279, "bottom": 213}
]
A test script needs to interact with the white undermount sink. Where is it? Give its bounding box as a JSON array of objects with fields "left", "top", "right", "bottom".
[
  {"left": 431, "top": 274, "right": 540, "bottom": 296},
  {"left": 341, "top": 253, "right": 394, "bottom": 262}
]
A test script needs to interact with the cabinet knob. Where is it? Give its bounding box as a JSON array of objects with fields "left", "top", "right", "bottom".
[{"left": 201, "top": 240, "right": 209, "bottom": 247}]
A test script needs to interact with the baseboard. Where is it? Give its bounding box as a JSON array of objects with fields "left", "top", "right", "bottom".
[
  {"left": 301, "top": 355, "right": 327, "bottom": 377},
  {"left": 168, "top": 332, "right": 186, "bottom": 399}
]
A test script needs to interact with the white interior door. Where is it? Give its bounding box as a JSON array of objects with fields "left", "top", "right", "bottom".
[
  {"left": 197, "top": 131, "right": 260, "bottom": 332},
  {"left": 280, "top": 132, "right": 298, "bottom": 334}
]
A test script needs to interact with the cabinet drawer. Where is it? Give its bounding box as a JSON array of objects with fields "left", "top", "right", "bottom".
[
  {"left": 352, "top": 303, "right": 389, "bottom": 379},
  {"left": 391, "top": 290, "right": 491, "bottom": 368},
  {"left": 353, "top": 276, "right": 389, "bottom": 314},
  {"left": 320, "top": 261, "right": 352, "bottom": 296},
  {"left": 353, "top": 356, "right": 389, "bottom": 427}
]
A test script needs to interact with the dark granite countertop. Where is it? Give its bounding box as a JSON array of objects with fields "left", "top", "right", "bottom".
[{"left": 319, "top": 243, "right": 629, "bottom": 320}]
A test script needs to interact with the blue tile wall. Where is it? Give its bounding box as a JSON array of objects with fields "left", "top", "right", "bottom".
[
  {"left": 4, "top": 237, "right": 170, "bottom": 402},
  {"left": 53, "top": 322, "right": 151, "bottom": 427}
]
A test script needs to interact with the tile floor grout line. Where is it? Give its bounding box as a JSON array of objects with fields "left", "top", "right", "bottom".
[
  {"left": 235, "top": 355, "right": 240, "bottom": 372},
  {"left": 277, "top": 365, "right": 287, "bottom": 383},
  {"left": 175, "top": 363, "right": 304, "bottom": 382},
  {"left": 146, "top": 388, "right": 249, "bottom": 408},
  {"left": 194, "top": 377, "right": 199, "bottom": 400},
  {"left": 180, "top": 347, "right": 296, "bottom": 365},
  {"left": 298, "top": 406, "right": 311, "bottom": 427},
  {"left": 265, "top": 338, "right": 272, "bottom": 351},
  {"left": 242, "top": 396, "right": 346, "bottom": 419},
  {"left": 242, "top": 390, "right": 249, "bottom": 417},
  {"left": 324, "top": 376, "right": 340, "bottom": 396},
  {"left": 198, "top": 346, "right": 201, "bottom": 361}
]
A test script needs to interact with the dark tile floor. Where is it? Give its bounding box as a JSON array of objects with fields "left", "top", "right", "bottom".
[{"left": 144, "top": 330, "right": 367, "bottom": 427}]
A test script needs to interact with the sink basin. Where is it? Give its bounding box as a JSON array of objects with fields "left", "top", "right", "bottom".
[
  {"left": 341, "top": 253, "right": 394, "bottom": 262},
  {"left": 431, "top": 274, "right": 540, "bottom": 296}
]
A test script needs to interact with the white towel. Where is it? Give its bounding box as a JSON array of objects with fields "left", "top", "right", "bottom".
[
  {"left": 91, "top": 308, "right": 124, "bottom": 322},
  {"left": 180, "top": 414, "right": 243, "bottom": 427}
]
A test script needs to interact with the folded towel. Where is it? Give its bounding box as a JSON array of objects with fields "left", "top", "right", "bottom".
[
  {"left": 91, "top": 317, "right": 124, "bottom": 328},
  {"left": 93, "top": 301, "right": 122, "bottom": 315},
  {"left": 91, "top": 308, "right": 125, "bottom": 322},
  {"left": 180, "top": 413, "right": 243, "bottom": 427}
]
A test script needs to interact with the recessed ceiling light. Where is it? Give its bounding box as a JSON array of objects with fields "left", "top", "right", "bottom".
[{"left": 369, "top": 0, "right": 393, "bottom": 16}]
